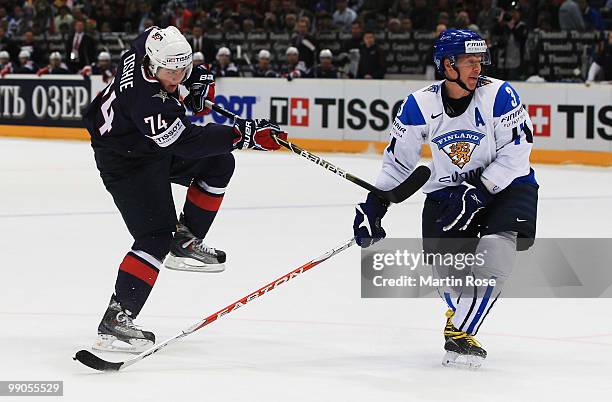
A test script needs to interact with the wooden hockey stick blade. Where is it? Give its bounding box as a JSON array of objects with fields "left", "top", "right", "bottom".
[{"left": 73, "top": 350, "right": 123, "bottom": 372}]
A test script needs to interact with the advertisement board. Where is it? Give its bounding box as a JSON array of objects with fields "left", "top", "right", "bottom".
[{"left": 1, "top": 74, "right": 611, "bottom": 162}]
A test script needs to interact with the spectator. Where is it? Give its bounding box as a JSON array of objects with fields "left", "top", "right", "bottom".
[
  {"left": 388, "top": 18, "right": 402, "bottom": 34},
  {"left": 211, "top": 46, "right": 240, "bottom": 77},
  {"left": 454, "top": 11, "right": 481, "bottom": 35},
  {"left": 280, "top": 46, "right": 309, "bottom": 79},
  {"left": 19, "top": 30, "right": 44, "bottom": 66},
  {"left": 342, "top": 21, "right": 363, "bottom": 54},
  {"left": 438, "top": 11, "right": 451, "bottom": 26},
  {"left": 13, "top": 49, "right": 37, "bottom": 73},
  {"left": 7, "top": 6, "right": 28, "bottom": 38},
  {"left": 190, "top": 25, "right": 216, "bottom": 65},
  {"left": 291, "top": 17, "right": 317, "bottom": 68},
  {"left": 54, "top": 6, "right": 74, "bottom": 34},
  {"left": 65, "top": 20, "right": 96, "bottom": 71},
  {"left": 221, "top": 17, "right": 238, "bottom": 33},
  {"left": 587, "top": 31, "right": 612, "bottom": 81},
  {"left": 0, "top": 7, "right": 10, "bottom": 30},
  {"left": 333, "top": 0, "right": 357, "bottom": 31},
  {"left": 72, "top": 6, "right": 87, "bottom": 24},
  {"left": 192, "top": 52, "right": 205, "bottom": 67},
  {"left": 478, "top": 0, "right": 503, "bottom": 36},
  {"left": 171, "top": 4, "right": 193, "bottom": 32},
  {"left": 578, "top": 0, "right": 604, "bottom": 31},
  {"left": 242, "top": 18, "right": 256, "bottom": 33},
  {"left": 393, "top": 0, "right": 412, "bottom": 18},
  {"left": 400, "top": 17, "right": 413, "bottom": 32},
  {"left": 252, "top": 49, "right": 279, "bottom": 77},
  {"left": 310, "top": 48, "right": 339, "bottom": 78},
  {"left": 133, "top": 2, "right": 156, "bottom": 34},
  {"left": 142, "top": 18, "right": 154, "bottom": 32},
  {"left": 558, "top": 0, "right": 585, "bottom": 31},
  {"left": 80, "top": 51, "right": 117, "bottom": 83},
  {"left": 283, "top": 13, "right": 297, "bottom": 33},
  {"left": 0, "top": 50, "right": 10, "bottom": 70},
  {"left": 0, "top": 26, "right": 17, "bottom": 62},
  {"left": 492, "top": 5, "right": 528, "bottom": 80},
  {"left": 357, "top": 30, "right": 385, "bottom": 79},
  {"left": 316, "top": 11, "right": 334, "bottom": 31},
  {"left": 95, "top": 3, "right": 120, "bottom": 32},
  {"left": 411, "top": 0, "right": 435, "bottom": 30},
  {"left": 36, "top": 51, "right": 70, "bottom": 75},
  {"left": 0, "top": 50, "right": 14, "bottom": 77},
  {"left": 426, "top": 23, "right": 448, "bottom": 80}
]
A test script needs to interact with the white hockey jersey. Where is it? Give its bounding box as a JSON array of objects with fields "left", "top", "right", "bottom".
[{"left": 376, "top": 77, "right": 535, "bottom": 195}]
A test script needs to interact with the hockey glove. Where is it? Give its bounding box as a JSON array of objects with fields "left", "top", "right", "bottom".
[
  {"left": 184, "top": 64, "right": 215, "bottom": 116},
  {"left": 232, "top": 118, "right": 288, "bottom": 151},
  {"left": 439, "top": 181, "right": 491, "bottom": 232},
  {"left": 353, "top": 192, "right": 389, "bottom": 248}
]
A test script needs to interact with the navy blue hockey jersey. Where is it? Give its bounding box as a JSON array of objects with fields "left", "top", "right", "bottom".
[{"left": 84, "top": 28, "right": 233, "bottom": 158}]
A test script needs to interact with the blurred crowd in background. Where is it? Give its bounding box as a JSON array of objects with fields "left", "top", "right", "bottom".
[{"left": 0, "top": 0, "right": 611, "bottom": 82}]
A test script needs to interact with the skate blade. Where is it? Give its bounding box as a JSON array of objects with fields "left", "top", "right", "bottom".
[
  {"left": 164, "top": 255, "right": 225, "bottom": 273},
  {"left": 92, "top": 334, "right": 153, "bottom": 354},
  {"left": 442, "top": 351, "right": 485, "bottom": 370}
]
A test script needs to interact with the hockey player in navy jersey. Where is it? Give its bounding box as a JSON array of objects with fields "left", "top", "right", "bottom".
[
  {"left": 353, "top": 29, "right": 538, "bottom": 368},
  {"left": 84, "top": 26, "right": 287, "bottom": 353}
]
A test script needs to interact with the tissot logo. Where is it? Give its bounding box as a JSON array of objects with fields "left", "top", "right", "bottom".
[
  {"left": 270, "top": 97, "right": 309, "bottom": 126},
  {"left": 527, "top": 105, "right": 551, "bottom": 137}
]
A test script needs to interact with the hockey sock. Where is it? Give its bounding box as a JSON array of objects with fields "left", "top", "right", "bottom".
[
  {"left": 452, "top": 232, "right": 517, "bottom": 335},
  {"left": 183, "top": 179, "right": 227, "bottom": 238},
  {"left": 115, "top": 249, "right": 162, "bottom": 317}
]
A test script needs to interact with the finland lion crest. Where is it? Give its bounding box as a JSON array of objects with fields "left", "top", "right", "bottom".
[{"left": 432, "top": 130, "right": 485, "bottom": 168}]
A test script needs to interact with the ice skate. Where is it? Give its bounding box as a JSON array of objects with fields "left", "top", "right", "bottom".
[
  {"left": 442, "top": 309, "right": 487, "bottom": 369},
  {"left": 93, "top": 296, "right": 155, "bottom": 354},
  {"left": 164, "top": 214, "right": 226, "bottom": 273}
]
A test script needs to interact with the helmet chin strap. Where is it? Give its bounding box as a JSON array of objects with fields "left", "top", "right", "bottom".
[{"left": 446, "top": 64, "right": 474, "bottom": 94}]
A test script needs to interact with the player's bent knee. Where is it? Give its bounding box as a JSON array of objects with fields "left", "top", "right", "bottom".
[{"left": 132, "top": 231, "right": 174, "bottom": 261}]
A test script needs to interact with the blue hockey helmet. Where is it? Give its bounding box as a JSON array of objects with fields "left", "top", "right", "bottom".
[{"left": 433, "top": 29, "right": 490, "bottom": 73}]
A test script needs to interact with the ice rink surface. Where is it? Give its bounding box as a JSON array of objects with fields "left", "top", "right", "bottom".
[{"left": 1, "top": 138, "right": 612, "bottom": 402}]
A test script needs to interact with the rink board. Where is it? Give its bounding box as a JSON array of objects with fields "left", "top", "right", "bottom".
[{"left": 0, "top": 75, "right": 611, "bottom": 165}]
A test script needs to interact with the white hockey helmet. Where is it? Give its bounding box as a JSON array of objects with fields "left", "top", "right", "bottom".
[
  {"left": 49, "top": 51, "right": 62, "bottom": 61},
  {"left": 98, "top": 51, "right": 111, "bottom": 61},
  {"left": 0, "top": 50, "right": 9, "bottom": 61},
  {"left": 145, "top": 26, "right": 192, "bottom": 82},
  {"left": 19, "top": 49, "right": 31, "bottom": 59},
  {"left": 258, "top": 49, "right": 271, "bottom": 60},
  {"left": 319, "top": 49, "right": 333, "bottom": 59},
  {"left": 192, "top": 51, "right": 204, "bottom": 62},
  {"left": 286, "top": 46, "right": 298, "bottom": 55},
  {"left": 216, "top": 46, "right": 231, "bottom": 59}
]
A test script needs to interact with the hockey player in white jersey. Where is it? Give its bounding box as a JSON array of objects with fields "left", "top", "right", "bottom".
[{"left": 353, "top": 29, "right": 538, "bottom": 368}]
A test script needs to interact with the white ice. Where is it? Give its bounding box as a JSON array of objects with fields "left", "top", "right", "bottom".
[{"left": 1, "top": 138, "right": 611, "bottom": 402}]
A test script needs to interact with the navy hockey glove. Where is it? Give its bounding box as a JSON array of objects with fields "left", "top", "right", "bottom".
[
  {"left": 353, "top": 192, "right": 389, "bottom": 247},
  {"left": 232, "top": 118, "right": 288, "bottom": 151},
  {"left": 184, "top": 65, "right": 215, "bottom": 116},
  {"left": 439, "top": 181, "right": 491, "bottom": 232}
]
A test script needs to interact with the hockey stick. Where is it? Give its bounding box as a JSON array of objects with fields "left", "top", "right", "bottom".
[
  {"left": 204, "top": 99, "right": 431, "bottom": 204},
  {"left": 74, "top": 237, "right": 356, "bottom": 372},
  {"left": 73, "top": 146, "right": 429, "bottom": 371}
]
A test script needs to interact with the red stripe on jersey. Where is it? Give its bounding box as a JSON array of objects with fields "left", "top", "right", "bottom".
[
  {"left": 187, "top": 185, "right": 224, "bottom": 211},
  {"left": 119, "top": 254, "right": 159, "bottom": 287}
]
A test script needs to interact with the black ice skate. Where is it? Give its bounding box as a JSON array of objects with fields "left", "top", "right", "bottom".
[
  {"left": 93, "top": 296, "right": 155, "bottom": 354},
  {"left": 442, "top": 309, "right": 487, "bottom": 369},
  {"left": 164, "top": 214, "right": 226, "bottom": 273}
]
